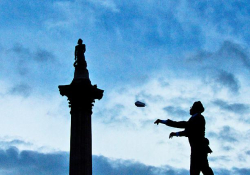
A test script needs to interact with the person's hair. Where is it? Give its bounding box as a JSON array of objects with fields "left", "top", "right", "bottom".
[
  {"left": 192, "top": 101, "right": 205, "bottom": 113},
  {"left": 78, "top": 39, "right": 83, "bottom": 44}
]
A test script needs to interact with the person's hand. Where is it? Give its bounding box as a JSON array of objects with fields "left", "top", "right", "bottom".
[
  {"left": 154, "top": 119, "right": 161, "bottom": 125},
  {"left": 169, "top": 132, "right": 176, "bottom": 139}
]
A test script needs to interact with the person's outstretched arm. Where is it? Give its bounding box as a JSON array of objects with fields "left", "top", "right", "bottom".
[{"left": 154, "top": 119, "right": 187, "bottom": 128}]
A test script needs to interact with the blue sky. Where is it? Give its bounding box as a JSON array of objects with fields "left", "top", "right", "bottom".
[{"left": 0, "top": 0, "right": 250, "bottom": 174}]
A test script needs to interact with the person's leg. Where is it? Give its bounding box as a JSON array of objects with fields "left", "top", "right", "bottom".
[
  {"left": 190, "top": 155, "right": 201, "bottom": 175},
  {"left": 201, "top": 154, "right": 214, "bottom": 175},
  {"left": 202, "top": 167, "right": 214, "bottom": 175}
]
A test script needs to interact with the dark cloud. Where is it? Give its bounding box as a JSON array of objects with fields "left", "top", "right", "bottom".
[
  {"left": 0, "top": 43, "right": 61, "bottom": 94},
  {"left": 11, "top": 44, "right": 30, "bottom": 57},
  {"left": 209, "top": 156, "right": 231, "bottom": 162},
  {"left": 213, "top": 100, "right": 249, "bottom": 114},
  {"left": 0, "top": 147, "right": 188, "bottom": 175},
  {"left": 232, "top": 168, "right": 250, "bottom": 175},
  {"left": 238, "top": 154, "right": 246, "bottom": 162},
  {"left": 188, "top": 41, "right": 249, "bottom": 95},
  {"left": 187, "top": 41, "right": 250, "bottom": 94},
  {"left": 213, "top": 168, "right": 231, "bottom": 175},
  {"left": 0, "top": 139, "right": 32, "bottom": 147},
  {"left": 190, "top": 50, "right": 213, "bottom": 62},
  {"left": 199, "top": 69, "right": 240, "bottom": 94},
  {"left": 9, "top": 44, "right": 55, "bottom": 63},
  {"left": 212, "top": 168, "right": 250, "bottom": 175},
  {"left": 2, "top": 43, "right": 56, "bottom": 78},
  {"left": 214, "top": 70, "right": 240, "bottom": 93},
  {"left": 0, "top": 147, "right": 68, "bottom": 175},
  {"left": 163, "top": 106, "right": 187, "bottom": 118},
  {"left": 221, "top": 146, "right": 234, "bottom": 151},
  {"left": 93, "top": 155, "right": 188, "bottom": 175},
  {"left": 0, "top": 146, "right": 248, "bottom": 175},
  {"left": 9, "top": 83, "right": 32, "bottom": 97},
  {"left": 93, "top": 155, "right": 250, "bottom": 175},
  {"left": 219, "top": 126, "right": 239, "bottom": 143},
  {"left": 189, "top": 40, "right": 250, "bottom": 72},
  {"left": 245, "top": 150, "right": 250, "bottom": 155},
  {"left": 34, "top": 49, "right": 55, "bottom": 62},
  {"left": 218, "top": 41, "right": 250, "bottom": 69},
  {"left": 209, "top": 126, "right": 239, "bottom": 143}
]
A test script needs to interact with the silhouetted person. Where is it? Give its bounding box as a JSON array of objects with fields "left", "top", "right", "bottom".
[
  {"left": 154, "top": 101, "right": 214, "bottom": 175},
  {"left": 74, "top": 38, "right": 87, "bottom": 67}
]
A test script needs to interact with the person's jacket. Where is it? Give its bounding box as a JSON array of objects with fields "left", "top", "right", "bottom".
[{"left": 166, "top": 113, "right": 212, "bottom": 154}]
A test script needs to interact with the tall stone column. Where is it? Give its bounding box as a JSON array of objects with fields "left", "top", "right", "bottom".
[{"left": 59, "top": 54, "right": 104, "bottom": 175}]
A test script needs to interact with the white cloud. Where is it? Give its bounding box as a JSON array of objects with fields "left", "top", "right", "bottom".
[
  {"left": 0, "top": 81, "right": 70, "bottom": 152},
  {"left": 92, "top": 71, "right": 250, "bottom": 169},
  {"left": 0, "top": 0, "right": 250, "bottom": 173}
]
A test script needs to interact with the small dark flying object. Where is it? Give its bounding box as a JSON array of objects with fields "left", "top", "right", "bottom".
[{"left": 135, "top": 101, "right": 146, "bottom": 107}]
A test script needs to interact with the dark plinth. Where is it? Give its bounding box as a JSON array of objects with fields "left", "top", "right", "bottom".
[{"left": 59, "top": 65, "right": 103, "bottom": 175}]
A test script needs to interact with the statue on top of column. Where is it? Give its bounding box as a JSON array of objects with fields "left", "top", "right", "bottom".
[
  {"left": 72, "top": 38, "right": 89, "bottom": 81},
  {"left": 74, "top": 38, "right": 87, "bottom": 68}
]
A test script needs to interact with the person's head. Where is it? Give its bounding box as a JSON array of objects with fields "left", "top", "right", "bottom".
[
  {"left": 190, "top": 101, "right": 204, "bottom": 115},
  {"left": 78, "top": 38, "right": 83, "bottom": 44}
]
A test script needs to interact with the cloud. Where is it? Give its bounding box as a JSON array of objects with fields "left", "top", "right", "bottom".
[
  {"left": 208, "top": 125, "right": 239, "bottom": 153},
  {"left": 93, "top": 155, "right": 189, "bottom": 175},
  {"left": 0, "top": 147, "right": 68, "bottom": 175},
  {"left": 9, "top": 43, "right": 55, "bottom": 63},
  {"left": 11, "top": 44, "right": 30, "bottom": 57},
  {"left": 218, "top": 41, "right": 250, "bottom": 69},
  {"left": 183, "top": 40, "right": 250, "bottom": 96},
  {"left": 0, "top": 146, "right": 189, "bottom": 175},
  {"left": 163, "top": 106, "right": 187, "bottom": 118},
  {"left": 0, "top": 43, "right": 56, "bottom": 78},
  {"left": 218, "top": 126, "right": 239, "bottom": 143},
  {"left": 1, "top": 1, "right": 249, "bottom": 90},
  {"left": 213, "top": 100, "right": 249, "bottom": 114},
  {"left": 0, "top": 43, "right": 62, "bottom": 94},
  {"left": 232, "top": 168, "right": 250, "bottom": 175},
  {"left": 209, "top": 155, "right": 231, "bottom": 162},
  {"left": 9, "top": 83, "right": 32, "bottom": 97},
  {"left": 33, "top": 49, "right": 55, "bottom": 62},
  {"left": 0, "top": 1, "right": 250, "bottom": 174},
  {"left": 188, "top": 40, "right": 250, "bottom": 73},
  {"left": 0, "top": 139, "right": 33, "bottom": 149},
  {"left": 0, "top": 146, "right": 248, "bottom": 175},
  {"left": 246, "top": 150, "right": 250, "bottom": 155},
  {"left": 214, "top": 70, "right": 240, "bottom": 93}
]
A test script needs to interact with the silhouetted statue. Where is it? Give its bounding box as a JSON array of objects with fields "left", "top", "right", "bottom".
[
  {"left": 74, "top": 38, "right": 87, "bottom": 68},
  {"left": 154, "top": 101, "right": 214, "bottom": 175},
  {"left": 72, "top": 38, "right": 89, "bottom": 81}
]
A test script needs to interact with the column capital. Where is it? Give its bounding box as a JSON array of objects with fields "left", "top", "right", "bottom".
[{"left": 58, "top": 79, "right": 104, "bottom": 113}]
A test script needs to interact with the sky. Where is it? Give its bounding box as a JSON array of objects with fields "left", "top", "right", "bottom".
[{"left": 0, "top": 0, "right": 250, "bottom": 174}]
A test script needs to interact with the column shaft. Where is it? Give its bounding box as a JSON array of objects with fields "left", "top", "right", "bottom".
[{"left": 70, "top": 109, "right": 92, "bottom": 175}]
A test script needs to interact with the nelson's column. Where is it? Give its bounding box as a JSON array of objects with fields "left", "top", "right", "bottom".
[{"left": 58, "top": 39, "right": 104, "bottom": 175}]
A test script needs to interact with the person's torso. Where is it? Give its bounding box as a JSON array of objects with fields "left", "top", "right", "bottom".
[
  {"left": 186, "top": 114, "right": 206, "bottom": 151},
  {"left": 76, "top": 44, "right": 85, "bottom": 56}
]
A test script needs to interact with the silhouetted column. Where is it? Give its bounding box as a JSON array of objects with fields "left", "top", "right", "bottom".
[{"left": 59, "top": 62, "right": 103, "bottom": 175}]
